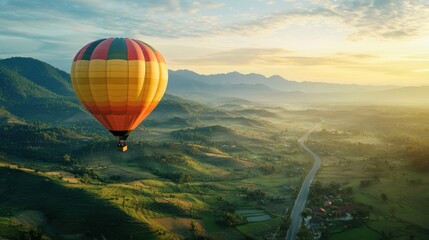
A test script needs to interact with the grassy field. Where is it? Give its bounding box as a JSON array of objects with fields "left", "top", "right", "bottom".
[
  {"left": 0, "top": 101, "right": 316, "bottom": 239},
  {"left": 3, "top": 100, "right": 429, "bottom": 239},
  {"left": 237, "top": 218, "right": 281, "bottom": 237},
  {"left": 330, "top": 225, "right": 379, "bottom": 240},
  {"left": 0, "top": 167, "right": 155, "bottom": 240},
  {"left": 310, "top": 106, "right": 429, "bottom": 239}
]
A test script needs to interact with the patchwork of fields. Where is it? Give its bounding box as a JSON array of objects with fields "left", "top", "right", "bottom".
[{"left": 1, "top": 100, "right": 429, "bottom": 239}]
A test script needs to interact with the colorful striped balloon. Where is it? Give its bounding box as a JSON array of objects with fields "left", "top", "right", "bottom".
[{"left": 71, "top": 38, "right": 168, "bottom": 150}]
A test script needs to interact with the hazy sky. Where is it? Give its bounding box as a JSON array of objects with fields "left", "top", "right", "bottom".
[{"left": 1, "top": 0, "right": 428, "bottom": 86}]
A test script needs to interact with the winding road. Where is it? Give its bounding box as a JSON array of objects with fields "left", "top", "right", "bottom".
[{"left": 286, "top": 124, "right": 321, "bottom": 240}]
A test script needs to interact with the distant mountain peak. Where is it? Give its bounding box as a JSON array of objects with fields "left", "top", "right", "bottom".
[{"left": 268, "top": 74, "right": 286, "bottom": 81}]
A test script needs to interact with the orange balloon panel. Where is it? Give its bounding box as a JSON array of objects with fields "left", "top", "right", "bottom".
[{"left": 70, "top": 38, "right": 168, "bottom": 134}]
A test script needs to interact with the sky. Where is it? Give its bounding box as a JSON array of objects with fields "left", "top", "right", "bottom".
[{"left": 0, "top": 0, "right": 428, "bottom": 86}]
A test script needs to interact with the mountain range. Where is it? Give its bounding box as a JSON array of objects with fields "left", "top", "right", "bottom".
[
  {"left": 169, "top": 69, "right": 395, "bottom": 93},
  {"left": 167, "top": 69, "right": 429, "bottom": 104},
  {"left": 1, "top": 56, "right": 428, "bottom": 125},
  {"left": 0, "top": 57, "right": 221, "bottom": 125}
]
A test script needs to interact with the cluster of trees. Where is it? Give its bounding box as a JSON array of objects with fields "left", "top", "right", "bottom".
[
  {"left": 309, "top": 181, "right": 352, "bottom": 200},
  {"left": 214, "top": 200, "right": 246, "bottom": 227},
  {"left": 359, "top": 179, "right": 374, "bottom": 188},
  {"left": 0, "top": 119, "right": 111, "bottom": 163},
  {"left": 171, "top": 125, "right": 233, "bottom": 144},
  {"left": 14, "top": 228, "right": 49, "bottom": 240},
  {"left": 244, "top": 189, "right": 266, "bottom": 201},
  {"left": 136, "top": 153, "right": 194, "bottom": 183},
  {"left": 171, "top": 129, "right": 210, "bottom": 143},
  {"left": 312, "top": 138, "right": 379, "bottom": 156},
  {"left": 316, "top": 128, "right": 342, "bottom": 136},
  {"left": 145, "top": 153, "right": 186, "bottom": 165},
  {"left": 216, "top": 211, "right": 246, "bottom": 227},
  {"left": 0, "top": 123, "right": 74, "bottom": 161},
  {"left": 270, "top": 129, "right": 288, "bottom": 143},
  {"left": 407, "top": 178, "right": 423, "bottom": 185},
  {"left": 61, "top": 154, "right": 105, "bottom": 182},
  {"left": 351, "top": 204, "right": 372, "bottom": 224},
  {"left": 400, "top": 143, "right": 429, "bottom": 172},
  {"left": 153, "top": 171, "right": 193, "bottom": 184},
  {"left": 259, "top": 163, "right": 275, "bottom": 175},
  {"left": 62, "top": 160, "right": 102, "bottom": 183},
  {"left": 297, "top": 227, "right": 313, "bottom": 240},
  {"left": 277, "top": 217, "right": 291, "bottom": 237}
]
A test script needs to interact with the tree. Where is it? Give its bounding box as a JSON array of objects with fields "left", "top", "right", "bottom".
[
  {"left": 381, "top": 193, "right": 388, "bottom": 201},
  {"left": 21, "top": 228, "right": 48, "bottom": 240},
  {"left": 360, "top": 179, "right": 373, "bottom": 188},
  {"left": 190, "top": 220, "right": 197, "bottom": 238},
  {"left": 216, "top": 211, "right": 246, "bottom": 227},
  {"left": 380, "top": 230, "right": 393, "bottom": 240},
  {"left": 63, "top": 153, "right": 71, "bottom": 164},
  {"left": 320, "top": 227, "right": 330, "bottom": 240},
  {"left": 301, "top": 210, "right": 311, "bottom": 220},
  {"left": 352, "top": 204, "right": 372, "bottom": 225},
  {"left": 259, "top": 163, "right": 275, "bottom": 175},
  {"left": 296, "top": 226, "right": 313, "bottom": 240},
  {"left": 246, "top": 189, "right": 266, "bottom": 201},
  {"left": 279, "top": 217, "right": 291, "bottom": 236},
  {"left": 190, "top": 220, "right": 196, "bottom": 231}
]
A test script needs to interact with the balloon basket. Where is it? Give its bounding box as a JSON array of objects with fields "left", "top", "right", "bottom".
[{"left": 117, "top": 145, "right": 128, "bottom": 152}]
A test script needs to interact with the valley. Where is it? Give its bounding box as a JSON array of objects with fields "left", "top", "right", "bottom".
[{"left": 0, "top": 58, "right": 428, "bottom": 240}]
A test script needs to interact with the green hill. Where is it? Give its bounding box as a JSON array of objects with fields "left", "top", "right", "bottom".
[
  {"left": 0, "top": 57, "right": 83, "bottom": 122},
  {"left": 0, "top": 107, "right": 25, "bottom": 125},
  {"left": 171, "top": 125, "right": 242, "bottom": 143},
  {"left": 0, "top": 65, "right": 59, "bottom": 101},
  {"left": 237, "top": 109, "right": 278, "bottom": 118},
  {"left": 0, "top": 57, "right": 74, "bottom": 96},
  {"left": 149, "top": 96, "right": 210, "bottom": 118},
  {"left": 0, "top": 167, "right": 155, "bottom": 239},
  {"left": 146, "top": 116, "right": 195, "bottom": 128},
  {"left": 146, "top": 94, "right": 231, "bottom": 126}
]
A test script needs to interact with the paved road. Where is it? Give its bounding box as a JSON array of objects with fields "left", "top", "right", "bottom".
[{"left": 286, "top": 124, "right": 321, "bottom": 240}]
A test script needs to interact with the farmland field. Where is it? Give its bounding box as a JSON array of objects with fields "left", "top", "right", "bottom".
[{"left": 1, "top": 99, "right": 429, "bottom": 239}]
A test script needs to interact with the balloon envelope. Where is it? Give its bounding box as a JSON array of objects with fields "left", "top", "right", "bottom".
[{"left": 71, "top": 38, "right": 168, "bottom": 140}]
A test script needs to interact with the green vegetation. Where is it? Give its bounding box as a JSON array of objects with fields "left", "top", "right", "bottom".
[
  {"left": 309, "top": 105, "right": 429, "bottom": 240},
  {"left": 0, "top": 58, "right": 83, "bottom": 122},
  {"left": 1, "top": 57, "right": 429, "bottom": 239},
  {"left": 171, "top": 125, "right": 240, "bottom": 144},
  {"left": 0, "top": 167, "right": 155, "bottom": 239}
]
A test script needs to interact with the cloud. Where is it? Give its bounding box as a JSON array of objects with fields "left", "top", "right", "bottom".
[
  {"left": 228, "top": 0, "right": 429, "bottom": 40},
  {"left": 275, "top": 53, "right": 377, "bottom": 66},
  {"left": 1, "top": 0, "right": 427, "bottom": 42},
  {"left": 0, "top": 0, "right": 223, "bottom": 39},
  {"left": 412, "top": 69, "right": 429, "bottom": 73},
  {"left": 1, "top": 1, "right": 428, "bottom": 68},
  {"left": 176, "top": 48, "right": 290, "bottom": 65},
  {"left": 175, "top": 48, "right": 378, "bottom": 66}
]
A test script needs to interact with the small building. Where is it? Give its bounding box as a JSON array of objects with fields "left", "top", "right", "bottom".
[
  {"left": 312, "top": 207, "right": 326, "bottom": 217},
  {"left": 334, "top": 205, "right": 354, "bottom": 221},
  {"left": 324, "top": 200, "right": 332, "bottom": 207}
]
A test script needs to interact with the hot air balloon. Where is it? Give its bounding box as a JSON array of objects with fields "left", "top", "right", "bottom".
[{"left": 71, "top": 38, "right": 168, "bottom": 152}]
